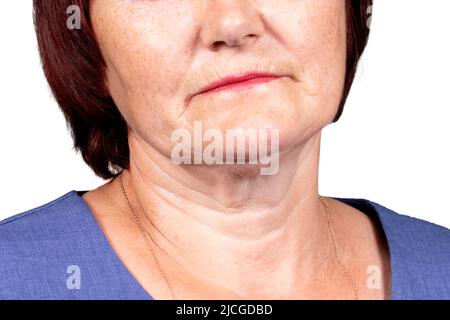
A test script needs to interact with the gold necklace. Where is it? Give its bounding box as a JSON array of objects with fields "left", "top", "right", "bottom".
[
  {"left": 319, "top": 196, "right": 359, "bottom": 300},
  {"left": 119, "top": 172, "right": 176, "bottom": 299},
  {"left": 119, "top": 171, "right": 358, "bottom": 300}
]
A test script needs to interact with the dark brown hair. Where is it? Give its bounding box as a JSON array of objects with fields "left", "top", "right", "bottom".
[{"left": 33, "top": 0, "right": 373, "bottom": 179}]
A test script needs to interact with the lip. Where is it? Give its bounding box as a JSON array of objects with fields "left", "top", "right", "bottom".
[{"left": 189, "top": 72, "right": 283, "bottom": 101}]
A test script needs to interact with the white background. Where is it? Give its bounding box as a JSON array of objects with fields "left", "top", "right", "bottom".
[{"left": 0, "top": 1, "right": 449, "bottom": 228}]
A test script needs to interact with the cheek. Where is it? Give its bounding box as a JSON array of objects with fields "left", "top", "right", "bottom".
[
  {"left": 91, "top": 1, "right": 194, "bottom": 146},
  {"left": 281, "top": 0, "right": 347, "bottom": 120}
]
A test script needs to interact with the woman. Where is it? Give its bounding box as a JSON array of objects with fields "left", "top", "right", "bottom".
[{"left": 1, "top": 0, "right": 449, "bottom": 300}]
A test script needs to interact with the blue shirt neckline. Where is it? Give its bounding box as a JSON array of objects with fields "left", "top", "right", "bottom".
[
  {"left": 72, "top": 190, "right": 395, "bottom": 300},
  {"left": 73, "top": 190, "right": 153, "bottom": 300},
  {"left": 3, "top": 189, "right": 450, "bottom": 299}
]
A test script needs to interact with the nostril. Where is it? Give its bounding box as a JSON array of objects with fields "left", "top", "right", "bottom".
[
  {"left": 212, "top": 40, "right": 227, "bottom": 49},
  {"left": 246, "top": 34, "right": 258, "bottom": 42},
  {"left": 242, "top": 33, "right": 258, "bottom": 44},
  {"left": 212, "top": 34, "right": 257, "bottom": 50}
]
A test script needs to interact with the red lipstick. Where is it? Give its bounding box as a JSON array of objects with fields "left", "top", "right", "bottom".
[{"left": 191, "top": 72, "right": 282, "bottom": 100}]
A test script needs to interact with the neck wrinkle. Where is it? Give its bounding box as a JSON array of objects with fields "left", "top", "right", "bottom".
[{"left": 121, "top": 131, "right": 334, "bottom": 298}]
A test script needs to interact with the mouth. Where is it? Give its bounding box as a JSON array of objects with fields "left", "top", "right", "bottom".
[{"left": 188, "top": 72, "right": 284, "bottom": 102}]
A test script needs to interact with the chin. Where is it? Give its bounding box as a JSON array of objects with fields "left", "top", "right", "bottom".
[{"left": 214, "top": 113, "right": 302, "bottom": 149}]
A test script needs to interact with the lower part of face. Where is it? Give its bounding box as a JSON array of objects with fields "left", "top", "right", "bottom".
[{"left": 91, "top": 0, "right": 347, "bottom": 161}]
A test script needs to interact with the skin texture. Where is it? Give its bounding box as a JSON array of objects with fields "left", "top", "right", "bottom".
[{"left": 83, "top": 0, "right": 391, "bottom": 299}]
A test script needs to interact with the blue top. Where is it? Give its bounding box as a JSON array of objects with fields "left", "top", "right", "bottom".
[{"left": 1, "top": 190, "right": 449, "bottom": 300}]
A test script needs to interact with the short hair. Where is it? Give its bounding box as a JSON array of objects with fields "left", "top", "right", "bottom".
[{"left": 33, "top": 0, "right": 373, "bottom": 179}]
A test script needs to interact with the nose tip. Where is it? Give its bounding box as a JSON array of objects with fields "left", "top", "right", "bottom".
[{"left": 200, "top": 1, "right": 264, "bottom": 50}]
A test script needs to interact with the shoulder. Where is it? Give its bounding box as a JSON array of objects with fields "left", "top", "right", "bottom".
[
  {"left": 0, "top": 191, "right": 85, "bottom": 298},
  {"left": 366, "top": 199, "right": 450, "bottom": 259},
  {"left": 0, "top": 191, "right": 88, "bottom": 248},
  {"left": 0, "top": 191, "right": 149, "bottom": 299},
  {"left": 1, "top": 190, "right": 85, "bottom": 229},
  {"left": 337, "top": 197, "right": 450, "bottom": 299},
  {"left": 0, "top": 191, "right": 91, "bottom": 250},
  {"left": 0, "top": 191, "right": 126, "bottom": 299}
]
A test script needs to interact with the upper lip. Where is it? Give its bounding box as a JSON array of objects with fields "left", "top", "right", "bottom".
[{"left": 189, "top": 71, "right": 283, "bottom": 100}]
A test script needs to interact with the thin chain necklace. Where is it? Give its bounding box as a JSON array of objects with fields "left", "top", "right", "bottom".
[
  {"left": 118, "top": 171, "right": 359, "bottom": 300},
  {"left": 119, "top": 172, "right": 176, "bottom": 299},
  {"left": 319, "top": 196, "right": 359, "bottom": 300}
]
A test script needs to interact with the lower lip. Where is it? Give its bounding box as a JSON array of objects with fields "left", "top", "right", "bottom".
[{"left": 198, "top": 76, "right": 281, "bottom": 96}]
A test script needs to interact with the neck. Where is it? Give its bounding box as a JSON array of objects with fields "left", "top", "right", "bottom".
[{"left": 121, "top": 130, "right": 336, "bottom": 298}]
